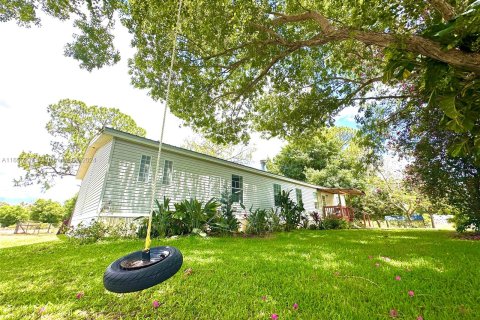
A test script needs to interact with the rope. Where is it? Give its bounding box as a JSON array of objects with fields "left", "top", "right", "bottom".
[{"left": 144, "top": 0, "right": 183, "bottom": 251}]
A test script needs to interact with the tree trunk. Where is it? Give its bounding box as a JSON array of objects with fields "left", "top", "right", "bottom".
[{"left": 429, "top": 213, "right": 436, "bottom": 229}]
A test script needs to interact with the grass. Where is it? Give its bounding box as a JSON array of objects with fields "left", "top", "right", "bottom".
[
  {"left": 0, "top": 233, "right": 59, "bottom": 249},
  {"left": 0, "top": 230, "right": 479, "bottom": 320}
]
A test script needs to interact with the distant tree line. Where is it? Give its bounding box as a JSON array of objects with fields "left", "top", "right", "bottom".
[{"left": 0, "top": 195, "right": 77, "bottom": 227}]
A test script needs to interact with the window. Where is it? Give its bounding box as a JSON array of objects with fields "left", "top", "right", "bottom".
[
  {"left": 273, "top": 184, "right": 281, "bottom": 206},
  {"left": 231, "top": 175, "right": 243, "bottom": 203},
  {"left": 162, "top": 160, "right": 174, "bottom": 185},
  {"left": 296, "top": 188, "right": 303, "bottom": 205},
  {"left": 137, "top": 155, "right": 151, "bottom": 182},
  {"left": 313, "top": 192, "right": 319, "bottom": 209}
]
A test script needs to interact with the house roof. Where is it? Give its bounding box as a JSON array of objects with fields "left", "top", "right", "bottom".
[
  {"left": 320, "top": 188, "right": 365, "bottom": 196},
  {"left": 76, "top": 127, "right": 364, "bottom": 195}
]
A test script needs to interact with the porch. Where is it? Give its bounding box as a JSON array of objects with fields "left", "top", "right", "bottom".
[{"left": 322, "top": 205, "right": 355, "bottom": 222}]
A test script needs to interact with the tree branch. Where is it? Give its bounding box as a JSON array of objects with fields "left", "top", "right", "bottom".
[
  {"left": 268, "top": 10, "right": 480, "bottom": 74},
  {"left": 342, "top": 77, "right": 383, "bottom": 103},
  {"left": 271, "top": 11, "right": 335, "bottom": 35},
  {"left": 350, "top": 95, "right": 412, "bottom": 101},
  {"left": 426, "top": 0, "right": 456, "bottom": 21}
]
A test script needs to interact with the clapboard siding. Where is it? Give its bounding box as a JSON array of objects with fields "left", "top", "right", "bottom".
[
  {"left": 71, "top": 140, "right": 112, "bottom": 226},
  {"left": 100, "top": 138, "right": 319, "bottom": 218}
]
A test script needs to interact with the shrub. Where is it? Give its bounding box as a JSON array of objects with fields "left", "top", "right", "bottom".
[
  {"left": 309, "top": 211, "right": 324, "bottom": 230},
  {"left": 0, "top": 205, "right": 29, "bottom": 227},
  {"left": 67, "top": 220, "right": 109, "bottom": 244},
  {"left": 245, "top": 206, "right": 269, "bottom": 235},
  {"left": 323, "top": 216, "right": 349, "bottom": 230},
  {"left": 105, "top": 220, "right": 138, "bottom": 239},
  {"left": 277, "top": 190, "right": 304, "bottom": 231},
  {"left": 138, "top": 197, "right": 221, "bottom": 238},
  {"left": 214, "top": 190, "right": 240, "bottom": 234},
  {"left": 138, "top": 197, "right": 177, "bottom": 238},
  {"left": 174, "top": 198, "right": 219, "bottom": 235},
  {"left": 266, "top": 208, "right": 282, "bottom": 232},
  {"left": 451, "top": 211, "right": 479, "bottom": 233},
  {"left": 299, "top": 212, "right": 310, "bottom": 229},
  {"left": 67, "top": 219, "right": 137, "bottom": 244}
]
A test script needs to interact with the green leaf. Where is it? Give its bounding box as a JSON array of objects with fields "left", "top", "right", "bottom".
[
  {"left": 438, "top": 95, "right": 459, "bottom": 119},
  {"left": 450, "top": 140, "right": 467, "bottom": 157},
  {"left": 445, "top": 119, "right": 464, "bottom": 131}
]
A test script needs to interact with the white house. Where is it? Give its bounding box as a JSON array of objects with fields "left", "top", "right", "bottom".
[{"left": 70, "top": 127, "right": 362, "bottom": 227}]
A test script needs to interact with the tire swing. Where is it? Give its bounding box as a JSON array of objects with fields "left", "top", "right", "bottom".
[{"left": 103, "top": 0, "right": 184, "bottom": 294}]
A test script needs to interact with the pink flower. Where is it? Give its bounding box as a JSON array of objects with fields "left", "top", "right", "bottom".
[
  {"left": 271, "top": 314, "right": 279, "bottom": 320},
  {"left": 417, "top": 316, "right": 423, "bottom": 320},
  {"left": 38, "top": 307, "right": 45, "bottom": 314},
  {"left": 293, "top": 303, "right": 299, "bottom": 310},
  {"left": 152, "top": 300, "right": 160, "bottom": 308},
  {"left": 261, "top": 295, "right": 267, "bottom": 301},
  {"left": 334, "top": 271, "right": 340, "bottom": 276},
  {"left": 389, "top": 309, "right": 398, "bottom": 318},
  {"left": 375, "top": 262, "right": 380, "bottom": 267},
  {"left": 408, "top": 290, "right": 415, "bottom": 297},
  {"left": 75, "top": 292, "right": 84, "bottom": 299},
  {"left": 395, "top": 276, "right": 401, "bottom": 281}
]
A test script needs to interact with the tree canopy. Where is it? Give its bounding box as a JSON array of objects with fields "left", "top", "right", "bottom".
[
  {"left": 2, "top": 0, "right": 479, "bottom": 149},
  {"left": 63, "top": 194, "right": 78, "bottom": 220},
  {"left": 182, "top": 136, "right": 255, "bottom": 165},
  {"left": 0, "top": 205, "right": 28, "bottom": 227},
  {"left": 15, "top": 99, "right": 146, "bottom": 189},
  {"left": 267, "top": 127, "right": 368, "bottom": 188},
  {"left": 398, "top": 107, "right": 480, "bottom": 231},
  {"left": 30, "top": 199, "right": 65, "bottom": 224}
]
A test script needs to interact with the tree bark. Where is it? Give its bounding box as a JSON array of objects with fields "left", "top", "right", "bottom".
[{"left": 429, "top": 213, "right": 436, "bottom": 228}]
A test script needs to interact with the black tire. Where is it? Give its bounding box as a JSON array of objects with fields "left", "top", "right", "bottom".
[{"left": 103, "top": 246, "right": 183, "bottom": 293}]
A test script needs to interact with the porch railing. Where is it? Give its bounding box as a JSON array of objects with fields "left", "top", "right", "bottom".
[{"left": 323, "top": 206, "right": 354, "bottom": 222}]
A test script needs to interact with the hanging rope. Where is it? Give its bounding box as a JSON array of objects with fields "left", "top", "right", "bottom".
[{"left": 144, "top": 0, "right": 183, "bottom": 251}]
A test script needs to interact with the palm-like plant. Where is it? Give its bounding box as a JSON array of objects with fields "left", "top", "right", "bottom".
[{"left": 174, "top": 198, "right": 219, "bottom": 234}]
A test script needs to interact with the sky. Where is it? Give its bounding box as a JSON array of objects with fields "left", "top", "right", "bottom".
[{"left": 0, "top": 15, "right": 358, "bottom": 205}]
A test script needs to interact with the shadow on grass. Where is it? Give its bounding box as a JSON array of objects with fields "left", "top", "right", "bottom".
[{"left": 0, "top": 230, "right": 479, "bottom": 319}]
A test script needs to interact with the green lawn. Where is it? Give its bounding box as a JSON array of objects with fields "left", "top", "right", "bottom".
[
  {"left": 0, "top": 230, "right": 479, "bottom": 320},
  {"left": 0, "top": 233, "right": 59, "bottom": 249}
]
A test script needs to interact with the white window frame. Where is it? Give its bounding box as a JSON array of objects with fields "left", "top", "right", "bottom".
[
  {"left": 313, "top": 192, "right": 319, "bottom": 210},
  {"left": 137, "top": 155, "right": 152, "bottom": 183},
  {"left": 296, "top": 188, "right": 303, "bottom": 205},
  {"left": 231, "top": 174, "right": 243, "bottom": 203},
  {"left": 162, "top": 160, "right": 174, "bottom": 185},
  {"left": 273, "top": 184, "right": 282, "bottom": 206}
]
